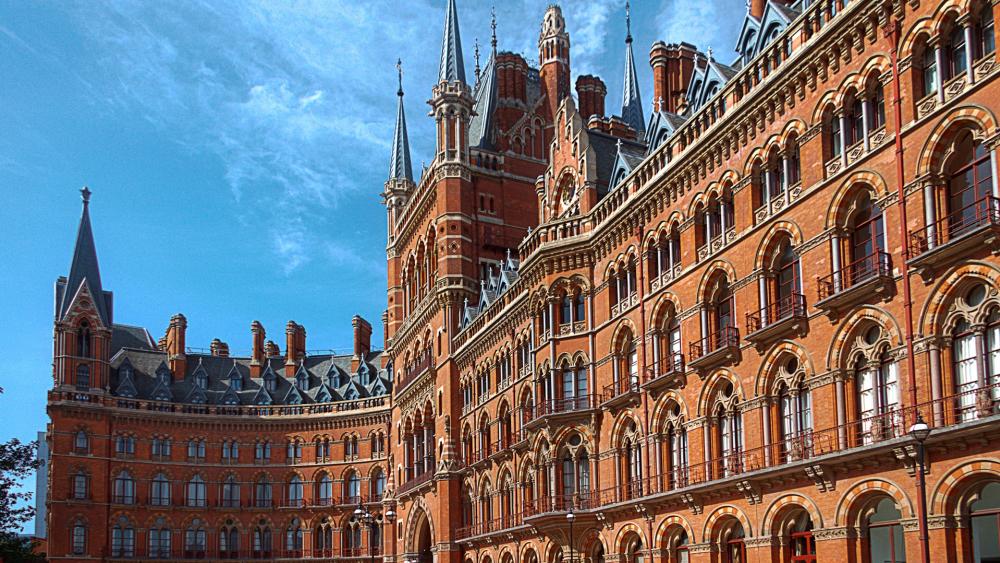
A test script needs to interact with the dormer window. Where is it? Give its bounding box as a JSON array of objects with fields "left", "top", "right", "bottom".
[
  {"left": 119, "top": 362, "right": 133, "bottom": 382},
  {"left": 264, "top": 373, "right": 276, "bottom": 393},
  {"left": 230, "top": 374, "right": 242, "bottom": 391},
  {"left": 358, "top": 363, "right": 369, "bottom": 386},
  {"left": 296, "top": 373, "right": 308, "bottom": 392},
  {"left": 195, "top": 371, "right": 208, "bottom": 390}
]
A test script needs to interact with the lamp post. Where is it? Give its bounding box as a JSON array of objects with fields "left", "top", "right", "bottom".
[
  {"left": 909, "top": 412, "right": 931, "bottom": 563},
  {"left": 355, "top": 500, "right": 377, "bottom": 563},
  {"left": 566, "top": 506, "right": 575, "bottom": 563},
  {"left": 385, "top": 508, "right": 396, "bottom": 563}
]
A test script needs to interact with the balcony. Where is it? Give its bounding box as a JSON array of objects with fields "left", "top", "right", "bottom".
[
  {"left": 815, "top": 251, "right": 893, "bottom": 316},
  {"left": 745, "top": 293, "right": 807, "bottom": 346},
  {"left": 456, "top": 514, "right": 524, "bottom": 542},
  {"left": 641, "top": 353, "right": 685, "bottom": 394},
  {"left": 688, "top": 327, "right": 740, "bottom": 371},
  {"left": 523, "top": 395, "right": 597, "bottom": 430},
  {"left": 397, "top": 465, "right": 435, "bottom": 496},
  {"left": 908, "top": 196, "right": 1000, "bottom": 280},
  {"left": 601, "top": 377, "right": 641, "bottom": 410}
]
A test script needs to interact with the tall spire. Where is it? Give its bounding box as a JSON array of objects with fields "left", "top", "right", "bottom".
[
  {"left": 438, "top": 0, "right": 466, "bottom": 84},
  {"left": 389, "top": 59, "right": 414, "bottom": 182},
  {"left": 469, "top": 7, "right": 498, "bottom": 149},
  {"left": 59, "top": 187, "right": 112, "bottom": 326},
  {"left": 620, "top": 1, "right": 645, "bottom": 135}
]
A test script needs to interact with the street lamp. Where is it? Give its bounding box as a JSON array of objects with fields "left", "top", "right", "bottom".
[
  {"left": 566, "top": 506, "right": 575, "bottom": 563},
  {"left": 355, "top": 500, "right": 377, "bottom": 563},
  {"left": 909, "top": 412, "right": 931, "bottom": 563}
]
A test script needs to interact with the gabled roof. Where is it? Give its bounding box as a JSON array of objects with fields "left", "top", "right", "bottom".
[
  {"left": 469, "top": 53, "right": 498, "bottom": 149},
  {"left": 58, "top": 188, "right": 112, "bottom": 327},
  {"left": 609, "top": 138, "right": 649, "bottom": 190},
  {"left": 438, "top": 0, "right": 466, "bottom": 84},
  {"left": 645, "top": 109, "right": 687, "bottom": 152}
]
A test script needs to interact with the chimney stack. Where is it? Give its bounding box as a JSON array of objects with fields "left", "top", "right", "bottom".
[
  {"left": 250, "top": 321, "right": 265, "bottom": 377},
  {"left": 210, "top": 338, "right": 230, "bottom": 358},
  {"left": 649, "top": 42, "right": 700, "bottom": 115},
  {"left": 285, "top": 321, "right": 307, "bottom": 375},
  {"left": 750, "top": 0, "right": 766, "bottom": 19},
  {"left": 166, "top": 314, "right": 187, "bottom": 376},
  {"left": 264, "top": 340, "right": 280, "bottom": 358},
  {"left": 352, "top": 315, "right": 373, "bottom": 372},
  {"left": 575, "top": 75, "right": 607, "bottom": 122}
]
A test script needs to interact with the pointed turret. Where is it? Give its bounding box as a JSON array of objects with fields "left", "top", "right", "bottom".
[
  {"left": 470, "top": 9, "right": 499, "bottom": 149},
  {"left": 620, "top": 1, "right": 645, "bottom": 136},
  {"left": 58, "top": 187, "right": 112, "bottom": 327},
  {"left": 438, "top": 0, "right": 466, "bottom": 84},
  {"left": 389, "top": 59, "right": 414, "bottom": 182}
]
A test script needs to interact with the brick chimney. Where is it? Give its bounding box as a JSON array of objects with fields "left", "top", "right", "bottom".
[
  {"left": 750, "top": 0, "right": 766, "bottom": 19},
  {"left": 649, "top": 42, "right": 699, "bottom": 115},
  {"left": 575, "top": 75, "right": 606, "bottom": 122},
  {"left": 250, "top": 321, "right": 265, "bottom": 377},
  {"left": 497, "top": 52, "right": 529, "bottom": 103},
  {"left": 166, "top": 314, "right": 187, "bottom": 376},
  {"left": 210, "top": 338, "right": 230, "bottom": 358},
  {"left": 352, "top": 315, "right": 372, "bottom": 372},
  {"left": 285, "top": 321, "right": 306, "bottom": 375}
]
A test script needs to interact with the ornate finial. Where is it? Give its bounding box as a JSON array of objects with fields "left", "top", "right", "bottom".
[
  {"left": 656, "top": 96, "right": 664, "bottom": 112},
  {"left": 616, "top": 138, "right": 623, "bottom": 151},
  {"left": 625, "top": 1, "right": 632, "bottom": 43},
  {"left": 80, "top": 186, "right": 91, "bottom": 206},
  {"left": 707, "top": 46, "right": 713, "bottom": 61},
  {"left": 491, "top": 5, "right": 497, "bottom": 54},
  {"left": 396, "top": 58, "right": 403, "bottom": 97},
  {"left": 474, "top": 38, "right": 481, "bottom": 82}
]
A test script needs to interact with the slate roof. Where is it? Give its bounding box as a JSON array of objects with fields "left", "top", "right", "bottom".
[
  {"left": 109, "top": 346, "right": 390, "bottom": 407},
  {"left": 57, "top": 188, "right": 113, "bottom": 327},
  {"left": 389, "top": 64, "right": 414, "bottom": 182},
  {"left": 438, "top": 0, "right": 466, "bottom": 84},
  {"left": 588, "top": 130, "right": 647, "bottom": 196}
]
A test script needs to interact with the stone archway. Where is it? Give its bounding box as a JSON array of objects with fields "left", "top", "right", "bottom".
[{"left": 404, "top": 506, "right": 434, "bottom": 563}]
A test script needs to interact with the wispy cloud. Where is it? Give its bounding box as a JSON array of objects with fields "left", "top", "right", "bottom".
[{"left": 655, "top": 0, "right": 742, "bottom": 59}]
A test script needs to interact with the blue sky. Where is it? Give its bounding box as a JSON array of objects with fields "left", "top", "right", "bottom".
[{"left": 0, "top": 0, "right": 740, "bottom": 523}]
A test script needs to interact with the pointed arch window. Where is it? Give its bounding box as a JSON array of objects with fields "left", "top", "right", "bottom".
[
  {"left": 255, "top": 476, "right": 272, "bottom": 508},
  {"left": 315, "top": 517, "right": 334, "bottom": 558},
  {"left": 714, "top": 383, "right": 743, "bottom": 477},
  {"left": 665, "top": 403, "right": 689, "bottom": 489},
  {"left": 72, "top": 520, "right": 86, "bottom": 555},
  {"left": 221, "top": 474, "right": 240, "bottom": 507},
  {"left": 921, "top": 39, "right": 939, "bottom": 97},
  {"left": 855, "top": 332, "right": 900, "bottom": 445},
  {"left": 287, "top": 475, "right": 303, "bottom": 507},
  {"left": 73, "top": 471, "right": 88, "bottom": 500},
  {"left": 372, "top": 468, "right": 386, "bottom": 501},
  {"left": 77, "top": 321, "right": 91, "bottom": 358},
  {"left": 151, "top": 473, "right": 170, "bottom": 506},
  {"left": 113, "top": 470, "right": 135, "bottom": 504},
  {"left": 345, "top": 471, "right": 361, "bottom": 504},
  {"left": 74, "top": 430, "right": 89, "bottom": 453},
  {"left": 219, "top": 520, "right": 239, "bottom": 559},
  {"left": 253, "top": 522, "right": 272, "bottom": 558},
  {"left": 778, "top": 369, "right": 813, "bottom": 461},
  {"left": 285, "top": 518, "right": 303, "bottom": 556},
  {"left": 149, "top": 519, "right": 171, "bottom": 559},
  {"left": 947, "top": 24, "right": 969, "bottom": 80},
  {"left": 946, "top": 131, "right": 994, "bottom": 240},
  {"left": 76, "top": 364, "right": 90, "bottom": 389},
  {"left": 184, "top": 518, "right": 207, "bottom": 559},
  {"left": 978, "top": 5, "right": 996, "bottom": 59}
]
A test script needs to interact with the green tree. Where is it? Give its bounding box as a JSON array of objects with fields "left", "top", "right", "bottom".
[{"left": 0, "top": 386, "right": 44, "bottom": 561}]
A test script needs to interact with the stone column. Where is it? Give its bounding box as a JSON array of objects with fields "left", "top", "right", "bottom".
[
  {"left": 839, "top": 112, "right": 849, "bottom": 169},
  {"left": 929, "top": 341, "right": 944, "bottom": 426},
  {"left": 830, "top": 233, "right": 842, "bottom": 292},
  {"left": 835, "top": 376, "right": 847, "bottom": 448},
  {"left": 965, "top": 22, "right": 976, "bottom": 84},
  {"left": 924, "top": 180, "right": 938, "bottom": 250},
  {"left": 861, "top": 94, "right": 871, "bottom": 152},
  {"left": 935, "top": 44, "right": 946, "bottom": 103}
]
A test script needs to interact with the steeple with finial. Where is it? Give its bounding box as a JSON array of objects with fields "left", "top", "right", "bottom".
[
  {"left": 431, "top": 0, "right": 474, "bottom": 163},
  {"left": 470, "top": 5, "right": 499, "bottom": 150},
  {"left": 620, "top": 1, "right": 645, "bottom": 135},
  {"left": 388, "top": 59, "right": 413, "bottom": 183},
  {"left": 58, "top": 186, "right": 112, "bottom": 328}
]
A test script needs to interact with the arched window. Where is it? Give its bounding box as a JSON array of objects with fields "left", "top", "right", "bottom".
[
  {"left": 560, "top": 292, "right": 572, "bottom": 326},
  {"left": 285, "top": 518, "right": 303, "bottom": 556},
  {"left": 72, "top": 520, "right": 86, "bottom": 555},
  {"left": 186, "top": 475, "right": 206, "bottom": 507},
  {"left": 850, "top": 193, "right": 885, "bottom": 266},
  {"left": 111, "top": 517, "right": 135, "bottom": 558},
  {"left": 920, "top": 37, "right": 939, "bottom": 97},
  {"left": 74, "top": 430, "right": 89, "bottom": 452},
  {"left": 787, "top": 135, "right": 801, "bottom": 186},
  {"left": 845, "top": 92, "right": 864, "bottom": 147},
  {"left": 76, "top": 364, "right": 90, "bottom": 389},
  {"left": 946, "top": 131, "right": 994, "bottom": 239},
  {"left": 978, "top": 4, "right": 996, "bottom": 59},
  {"left": 222, "top": 474, "right": 240, "bottom": 507},
  {"left": 317, "top": 474, "right": 333, "bottom": 505},
  {"left": 621, "top": 420, "right": 643, "bottom": 499},
  {"left": 947, "top": 23, "right": 968, "bottom": 80},
  {"left": 762, "top": 239, "right": 801, "bottom": 327},
  {"left": 664, "top": 403, "right": 689, "bottom": 489},
  {"left": 343, "top": 518, "right": 362, "bottom": 555},
  {"left": 184, "top": 518, "right": 207, "bottom": 559},
  {"left": 77, "top": 321, "right": 91, "bottom": 358},
  {"left": 72, "top": 471, "right": 88, "bottom": 499},
  {"left": 867, "top": 77, "right": 886, "bottom": 131},
  {"left": 867, "top": 498, "right": 905, "bottom": 563},
  {"left": 372, "top": 468, "right": 386, "bottom": 500},
  {"left": 315, "top": 517, "right": 334, "bottom": 557},
  {"left": 253, "top": 522, "right": 272, "bottom": 558},
  {"left": 624, "top": 535, "right": 645, "bottom": 563},
  {"left": 855, "top": 327, "right": 900, "bottom": 444},
  {"left": 669, "top": 529, "right": 690, "bottom": 563},
  {"left": 149, "top": 518, "right": 171, "bottom": 559},
  {"left": 255, "top": 476, "right": 273, "bottom": 508},
  {"left": 721, "top": 521, "right": 746, "bottom": 563},
  {"left": 786, "top": 512, "right": 816, "bottom": 563},
  {"left": 950, "top": 284, "right": 1000, "bottom": 421},
  {"left": 345, "top": 471, "right": 361, "bottom": 504},
  {"left": 574, "top": 289, "right": 586, "bottom": 324},
  {"left": 287, "top": 475, "right": 303, "bottom": 507},
  {"left": 560, "top": 436, "right": 591, "bottom": 508},
  {"left": 113, "top": 470, "right": 135, "bottom": 504},
  {"left": 969, "top": 481, "right": 1000, "bottom": 560},
  {"left": 714, "top": 382, "right": 743, "bottom": 477},
  {"left": 824, "top": 106, "right": 842, "bottom": 160},
  {"left": 776, "top": 358, "right": 812, "bottom": 461},
  {"left": 219, "top": 520, "right": 239, "bottom": 559},
  {"left": 151, "top": 473, "right": 170, "bottom": 506}
]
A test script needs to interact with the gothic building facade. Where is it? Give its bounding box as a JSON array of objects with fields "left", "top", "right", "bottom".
[{"left": 43, "top": 0, "right": 1000, "bottom": 562}]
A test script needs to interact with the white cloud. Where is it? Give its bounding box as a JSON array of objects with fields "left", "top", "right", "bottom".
[{"left": 655, "top": 0, "right": 742, "bottom": 59}]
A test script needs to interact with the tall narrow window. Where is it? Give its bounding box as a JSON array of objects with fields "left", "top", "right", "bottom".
[
  {"left": 969, "top": 482, "right": 1000, "bottom": 561},
  {"left": 979, "top": 5, "right": 996, "bottom": 58},
  {"left": 867, "top": 498, "right": 905, "bottom": 563},
  {"left": 948, "top": 24, "right": 968, "bottom": 80},
  {"left": 922, "top": 42, "right": 938, "bottom": 97},
  {"left": 72, "top": 521, "right": 86, "bottom": 555},
  {"left": 946, "top": 132, "right": 993, "bottom": 238}
]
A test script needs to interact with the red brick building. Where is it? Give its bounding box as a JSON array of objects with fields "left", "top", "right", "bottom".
[{"left": 44, "top": 0, "right": 1000, "bottom": 562}]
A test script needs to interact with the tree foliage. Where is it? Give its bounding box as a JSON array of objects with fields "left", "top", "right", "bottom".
[{"left": 0, "top": 385, "right": 44, "bottom": 561}]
